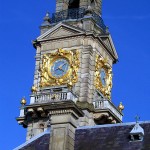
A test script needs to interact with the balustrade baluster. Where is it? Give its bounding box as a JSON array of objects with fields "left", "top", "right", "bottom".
[
  {"left": 48, "top": 94, "right": 49, "bottom": 102},
  {"left": 32, "top": 92, "right": 76, "bottom": 103}
]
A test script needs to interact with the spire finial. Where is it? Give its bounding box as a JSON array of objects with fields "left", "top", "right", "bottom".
[
  {"left": 20, "top": 97, "right": 27, "bottom": 106},
  {"left": 135, "top": 115, "right": 140, "bottom": 123},
  {"left": 118, "top": 102, "right": 124, "bottom": 112},
  {"left": 44, "top": 11, "right": 50, "bottom": 22},
  {"left": 41, "top": 11, "right": 51, "bottom": 28}
]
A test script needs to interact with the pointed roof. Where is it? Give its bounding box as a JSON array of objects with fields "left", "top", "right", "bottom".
[{"left": 130, "top": 123, "right": 144, "bottom": 135}]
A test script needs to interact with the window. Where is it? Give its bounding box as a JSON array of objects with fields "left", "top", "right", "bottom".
[
  {"left": 68, "top": 0, "right": 80, "bottom": 9},
  {"left": 91, "top": 0, "right": 95, "bottom": 7}
]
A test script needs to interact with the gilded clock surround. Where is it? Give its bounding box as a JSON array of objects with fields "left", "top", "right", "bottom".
[
  {"left": 95, "top": 54, "right": 112, "bottom": 100},
  {"left": 40, "top": 48, "right": 79, "bottom": 87}
]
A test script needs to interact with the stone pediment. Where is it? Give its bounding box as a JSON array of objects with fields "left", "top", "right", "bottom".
[
  {"left": 37, "top": 22, "right": 85, "bottom": 40},
  {"left": 100, "top": 34, "right": 118, "bottom": 60},
  {"left": 102, "top": 37, "right": 112, "bottom": 50}
]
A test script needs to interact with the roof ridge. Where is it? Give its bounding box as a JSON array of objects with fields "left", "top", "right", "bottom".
[{"left": 77, "top": 121, "right": 150, "bottom": 130}]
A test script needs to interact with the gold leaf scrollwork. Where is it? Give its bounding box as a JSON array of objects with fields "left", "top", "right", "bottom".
[
  {"left": 94, "top": 54, "right": 113, "bottom": 100},
  {"left": 40, "top": 48, "right": 79, "bottom": 88}
]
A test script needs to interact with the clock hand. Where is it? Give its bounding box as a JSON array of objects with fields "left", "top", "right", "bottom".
[
  {"left": 59, "top": 63, "right": 67, "bottom": 69},
  {"left": 53, "top": 61, "right": 67, "bottom": 74},
  {"left": 57, "top": 62, "right": 67, "bottom": 72},
  {"left": 54, "top": 67, "right": 64, "bottom": 73},
  {"left": 54, "top": 67, "right": 59, "bottom": 71},
  {"left": 54, "top": 63, "right": 64, "bottom": 71},
  {"left": 58, "top": 68, "right": 64, "bottom": 72}
]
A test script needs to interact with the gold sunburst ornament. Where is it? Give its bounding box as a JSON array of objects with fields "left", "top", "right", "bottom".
[
  {"left": 40, "top": 48, "right": 79, "bottom": 87},
  {"left": 95, "top": 54, "right": 112, "bottom": 100}
]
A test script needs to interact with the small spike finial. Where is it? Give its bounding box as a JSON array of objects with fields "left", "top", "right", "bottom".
[
  {"left": 41, "top": 11, "right": 51, "bottom": 27},
  {"left": 20, "top": 97, "right": 27, "bottom": 106},
  {"left": 31, "top": 85, "right": 37, "bottom": 93},
  {"left": 118, "top": 102, "right": 124, "bottom": 112},
  {"left": 44, "top": 12, "right": 50, "bottom": 21},
  {"left": 135, "top": 115, "right": 140, "bottom": 123}
]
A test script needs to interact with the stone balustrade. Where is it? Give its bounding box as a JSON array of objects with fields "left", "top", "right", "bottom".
[
  {"left": 93, "top": 100, "right": 123, "bottom": 121},
  {"left": 30, "top": 92, "right": 77, "bottom": 104}
]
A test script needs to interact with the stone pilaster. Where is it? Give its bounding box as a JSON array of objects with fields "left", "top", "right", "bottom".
[{"left": 49, "top": 101, "right": 83, "bottom": 150}]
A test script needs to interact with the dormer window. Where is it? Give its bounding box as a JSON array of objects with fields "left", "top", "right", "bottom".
[
  {"left": 130, "top": 134, "right": 143, "bottom": 141},
  {"left": 130, "top": 123, "right": 144, "bottom": 141}
]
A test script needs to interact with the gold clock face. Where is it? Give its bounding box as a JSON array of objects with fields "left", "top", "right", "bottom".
[
  {"left": 95, "top": 55, "right": 112, "bottom": 100},
  {"left": 40, "top": 48, "right": 79, "bottom": 87}
]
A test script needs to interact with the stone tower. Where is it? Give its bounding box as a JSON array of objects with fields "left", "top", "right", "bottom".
[{"left": 16, "top": 0, "right": 124, "bottom": 149}]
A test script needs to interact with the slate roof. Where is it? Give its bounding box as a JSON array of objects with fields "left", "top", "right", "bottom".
[
  {"left": 14, "top": 122, "right": 150, "bottom": 150},
  {"left": 14, "top": 130, "right": 50, "bottom": 150},
  {"left": 75, "top": 122, "right": 150, "bottom": 150}
]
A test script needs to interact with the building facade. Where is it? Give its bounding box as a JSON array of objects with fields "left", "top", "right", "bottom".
[{"left": 14, "top": 0, "right": 131, "bottom": 149}]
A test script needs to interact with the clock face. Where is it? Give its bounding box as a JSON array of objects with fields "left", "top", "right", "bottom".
[
  {"left": 51, "top": 58, "right": 69, "bottom": 78},
  {"left": 100, "top": 68, "right": 106, "bottom": 86}
]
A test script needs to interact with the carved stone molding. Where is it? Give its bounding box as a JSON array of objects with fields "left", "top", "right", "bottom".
[
  {"left": 76, "top": 101, "right": 94, "bottom": 112},
  {"left": 93, "top": 112, "right": 116, "bottom": 124}
]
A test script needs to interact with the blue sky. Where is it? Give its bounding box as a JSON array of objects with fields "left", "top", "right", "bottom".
[{"left": 0, "top": 0, "right": 150, "bottom": 149}]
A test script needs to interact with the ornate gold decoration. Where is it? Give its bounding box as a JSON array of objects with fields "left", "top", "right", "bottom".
[
  {"left": 20, "top": 97, "right": 27, "bottom": 106},
  {"left": 31, "top": 85, "right": 37, "bottom": 93},
  {"left": 118, "top": 102, "right": 124, "bottom": 112},
  {"left": 94, "top": 55, "right": 112, "bottom": 100},
  {"left": 40, "top": 48, "right": 79, "bottom": 87}
]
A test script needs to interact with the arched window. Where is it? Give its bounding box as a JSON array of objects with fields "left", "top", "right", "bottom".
[
  {"left": 90, "top": 0, "right": 95, "bottom": 8},
  {"left": 68, "top": 0, "right": 80, "bottom": 9}
]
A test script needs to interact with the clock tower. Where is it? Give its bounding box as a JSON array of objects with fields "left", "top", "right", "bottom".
[{"left": 16, "top": 0, "right": 124, "bottom": 149}]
